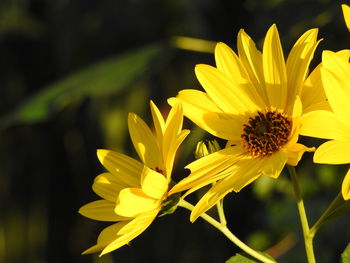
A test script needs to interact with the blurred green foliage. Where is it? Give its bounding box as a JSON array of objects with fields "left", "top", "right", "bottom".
[{"left": 0, "top": 0, "right": 349, "bottom": 263}]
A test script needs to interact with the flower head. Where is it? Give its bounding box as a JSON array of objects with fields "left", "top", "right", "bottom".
[
  {"left": 300, "top": 50, "right": 350, "bottom": 200},
  {"left": 168, "top": 24, "right": 321, "bottom": 221},
  {"left": 79, "top": 101, "right": 189, "bottom": 255}
]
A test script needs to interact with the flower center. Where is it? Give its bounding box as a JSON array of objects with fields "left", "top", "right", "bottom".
[
  {"left": 154, "top": 166, "right": 164, "bottom": 174},
  {"left": 240, "top": 110, "right": 292, "bottom": 157}
]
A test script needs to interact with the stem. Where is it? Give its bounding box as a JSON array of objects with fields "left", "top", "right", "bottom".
[
  {"left": 310, "top": 192, "right": 343, "bottom": 237},
  {"left": 287, "top": 165, "right": 316, "bottom": 263},
  {"left": 178, "top": 199, "right": 276, "bottom": 263},
  {"left": 216, "top": 199, "right": 227, "bottom": 226}
]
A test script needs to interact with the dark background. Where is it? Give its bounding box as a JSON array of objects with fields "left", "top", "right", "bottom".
[{"left": 0, "top": 0, "right": 349, "bottom": 262}]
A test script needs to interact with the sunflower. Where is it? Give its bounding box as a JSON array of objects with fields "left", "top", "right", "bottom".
[
  {"left": 342, "top": 4, "right": 350, "bottom": 32},
  {"left": 79, "top": 101, "right": 189, "bottom": 255},
  {"left": 168, "top": 24, "right": 321, "bottom": 222},
  {"left": 300, "top": 50, "right": 350, "bottom": 200}
]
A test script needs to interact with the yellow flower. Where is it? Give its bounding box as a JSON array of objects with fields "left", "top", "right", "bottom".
[
  {"left": 300, "top": 50, "right": 350, "bottom": 200},
  {"left": 79, "top": 101, "right": 189, "bottom": 255},
  {"left": 342, "top": 4, "right": 350, "bottom": 32},
  {"left": 168, "top": 24, "right": 321, "bottom": 221}
]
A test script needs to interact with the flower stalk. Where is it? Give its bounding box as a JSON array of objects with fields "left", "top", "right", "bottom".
[
  {"left": 178, "top": 199, "right": 276, "bottom": 263},
  {"left": 287, "top": 165, "right": 316, "bottom": 263}
]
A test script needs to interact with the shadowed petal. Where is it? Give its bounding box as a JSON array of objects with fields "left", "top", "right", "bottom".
[
  {"left": 92, "top": 172, "right": 129, "bottom": 202},
  {"left": 79, "top": 200, "right": 130, "bottom": 222},
  {"left": 195, "top": 64, "right": 259, "bottom": 114},
  {"left": 286, "top": 28, "right": 319, "bottom": 111},
  {"left": 128, "top": 113, "right": 163, "bottom": 170},
  {"left": 285, "top": 143, "right": 315, "bottom": 166},
  {"left": 237, "top": 28, "right": 268, "bottom": 104},
  {"left": 169, "top": 91, "right": 246, "bottom": 141},
  {"left": 97, "top": 149, "right": 142, "bottom": 187}
]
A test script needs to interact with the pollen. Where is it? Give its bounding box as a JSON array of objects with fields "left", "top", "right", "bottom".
[{"left": 241, "top": 110, "right": 292, "bottom": 157}]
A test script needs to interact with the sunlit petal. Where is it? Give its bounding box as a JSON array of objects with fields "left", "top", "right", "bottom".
[
  {"left": 342, "top": 169, "right": 350, "bottom": 200},
  {"left": 300, "top": 110, "right": 350, "bottom": 141},
  {"left": 115, "top": 188, "right": 161, "bottom": 217},
  {"left": 314, "top": 140, "right": 350, "bottom": 164},
  {"left": 342, "top": 4, "right": 350, "bottom": 32},
  {"left": 263, "top": 24, "right": 288, "bottom": 109},
  {"left": 101, "top": 211, "right": 158, "bottom": 255},
  {"left": 82, "top": 222, "right": 129, "bottom": 254},
  {"left": 141, "top": 167, "right": 168, "bottom": 200}
]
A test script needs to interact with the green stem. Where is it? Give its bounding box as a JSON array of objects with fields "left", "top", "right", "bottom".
[
  {"left": 178, "top": 199, "right": 276, "bottom": 263},
  {"left": 310, "top": 192, "right": 343, "bottom": 237},
  {"left": 287, "top": 165, "right": 316, "bottom": 263},
  {"left": 216, "top": 199, "right": 227, "bottom": 226}
]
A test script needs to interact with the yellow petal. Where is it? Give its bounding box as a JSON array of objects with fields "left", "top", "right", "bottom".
[
  {"left": 314, "top": 140, "right": 350, "bottom": 164},
  {"left": 168, "top": 146, "right": 245, "bottom": 196},
  {"left": 342, "top": 4, "right": 350, "bottom": 32},
  {"left": 190, "top": 156, "right": 271, "bottom": 222},
  {"left": 285, "top": 143, "right": 315, "bottom": 166},
  {"left": 82, "top": 222, "right": 129, "bottom": 254},
  {"left": 115, "top": 188, "right": 161, "bottom": 217},
  {"left": 97, "top": 149, "right": 142, "bottom": 187},
  {"left": 150, "top": 100, "right": 165, "bottom": 144},
  {"left": 237, "top": 28, "right": 268, "bottom": 104},
  {"left": 262, "top": 24, "right": 288, "bottom": 109},
  {"left": 101, "top": 210, "right": 158, "bottom": 255},
  {"left": 164, "top": 128, "right": 190, "bottom": 177},
  {"left": 320, "top": 66, "right": 350, "bottom": 122},
  {"left": 214, "top": 42, "right": 265, "bottom": 108},
  {"left": 300, "top": 110, "right": 350, "bottom": 141},
  {"left": 215, "top": 42, "right": 249, "bottom": 81},
  {"left": 169, "top": 91, "right": 246, "bottom": 141},
  {"left": 128, "top": 113, "right": 163, "bottom": 169},
  {"left": 141, "top": 167, "right": 168, "bottom": 200},
  {"left": 195, "top": 64, "right": 259, "bottom": 114},
  {"left": 262, "top": 150, "right": 288, "bottom": 178},
  {"left": 79, "top": 200, "right": 129, "bottom": 222},
  {"left": 286, "top": 96, "right": 302, "bottom": 146},
  {"left": 342, "top": 169, "right": 350, "bottom": 200},
  {"left": 336, "top": 49, "right": 350, "bottom": 61},
  {"left": 286, "top": 28, "right": 320, "bottom": 112},
  {"left": 301, "top": 65, "right": 330, "bottom": 114},
  {"left": 92, "top": 172, "right": 129, "bottom": 202},
  {"left": 321, "top": 51, "right": 350, "bottom": 120},
  {"left": 162, "top": 102, "right": 186, "bottom": 176}
]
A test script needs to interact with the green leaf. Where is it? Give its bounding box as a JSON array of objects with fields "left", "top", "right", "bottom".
[
  {"left": 226, "top": 252, "right": 276, "bottom": 263},
  {"left": 0, "top": 43, "right": 163, "bottom": 128},
  {"left": 341, "top": 243, "right": 350, "bottom": 263}
]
